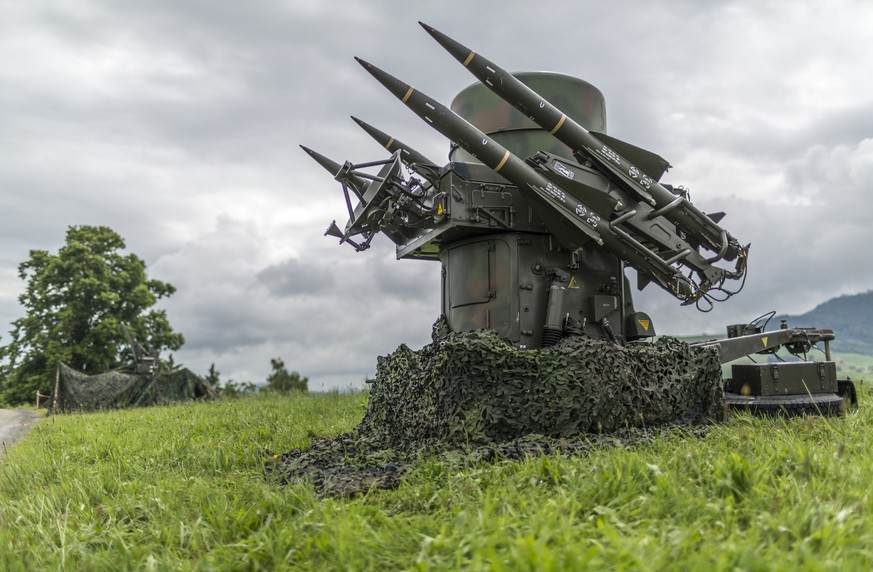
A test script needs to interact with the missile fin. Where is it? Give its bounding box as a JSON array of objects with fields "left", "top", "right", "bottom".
[
  {"left": 324, "top": 221, "right": 344, "bottom": 239},
  {"left": 535, "top": 168, "right": 619, "bottom": 216},
  {"left": 589, "top": 131, "right": 671, "bottom": 182},
  {"left": 637, "top": 271, "right": 654, "bottom": 291}
]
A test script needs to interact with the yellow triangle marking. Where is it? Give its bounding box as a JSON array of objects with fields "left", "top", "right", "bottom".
[
  {"left": 436, "top": 203, "right": 444, "bottom": 216},
  {"left": 568, "top": 276, "right": 579, "bottom": 289},
  {"left": 639, "top": 319, "right": 650, "bottom": 332},
  {"left": 762, "top": 336, "right": 768, "bottom": 347}
]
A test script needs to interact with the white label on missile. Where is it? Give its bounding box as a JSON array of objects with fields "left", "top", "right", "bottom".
[
  {"left": 545, "top": 182, "right": 566, "bottom": 203},
  {"left": 599, "top": 145, "right": 621, "bottom": 165},
  {"left": 587, "top": 212, "right": 601, "bottom": 227},
  {"left": 640, "top": 176, "right": 652, "bottom": 189},
  {"left": 553, "top": 161, "right": 575, "bottom": 180},
  {"left": 629, "top": 166, "right": 639, "bottom": 178},
  {"left": 574, "top": 204, "right": 600, "bottom": 227}
]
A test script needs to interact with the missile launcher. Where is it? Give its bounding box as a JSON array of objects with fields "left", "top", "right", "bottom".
[{"left": 303, "top": 24, "right": 856, "bottom": 415}]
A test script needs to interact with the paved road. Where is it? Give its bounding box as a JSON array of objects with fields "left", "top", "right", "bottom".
[{"left": 0, "top": 409, "right": 41, "bottom": 458}]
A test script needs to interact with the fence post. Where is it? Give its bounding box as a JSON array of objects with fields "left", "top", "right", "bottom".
[{"left": 53, "top": 363, "right": 61, "bottom": 413}]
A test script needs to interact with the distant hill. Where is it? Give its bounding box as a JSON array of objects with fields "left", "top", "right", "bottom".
[{"left": 775, "top": 290, "right": 873, "bottom": 356}]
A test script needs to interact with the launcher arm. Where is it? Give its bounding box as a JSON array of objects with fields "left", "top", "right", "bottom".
[{"left": 692, "top": 327, "right": 835, "bottom": 364}]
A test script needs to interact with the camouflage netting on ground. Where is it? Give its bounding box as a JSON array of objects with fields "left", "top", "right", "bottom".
[
  {"left": 48, "top": 363, "right": 218, "bottom": 413},
  {"left": 268, "top": 327, "right": 724, "bottom": 496}
]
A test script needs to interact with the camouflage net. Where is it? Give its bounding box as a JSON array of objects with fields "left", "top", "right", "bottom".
[
  {"left": 268, "top": 325, "right": 724, "bottom": 496},
  {"left": 48, "top": 363, "right": 218, "bottom": 413}
]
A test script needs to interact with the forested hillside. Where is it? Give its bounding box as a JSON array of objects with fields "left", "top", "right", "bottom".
[{"left": 775, "top": 290, "right": 873, "bottom": 355}]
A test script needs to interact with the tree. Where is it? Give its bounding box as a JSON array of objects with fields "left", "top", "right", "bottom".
[
  {"left": 204, "top": 363, "right": 257, "bottom": 397},
  {"left": 265, "top": 358, "right": 308, "bottom": 393},
  {"left": 205, "top": 363, "right": 221, "bottom": 387},
  {"left": 218, "top": 378, "right": 258, "bottom": 398},
  {"left": 0, "top": 225, "right": 184, "bottom": 405}
]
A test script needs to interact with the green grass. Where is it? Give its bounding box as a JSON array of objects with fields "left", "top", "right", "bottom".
[
  {"left": 833, "top": 353, "right": 873, "bottom": 378},
  {"left": 3, "top": 388, "right": 873, "bottom": 570}
]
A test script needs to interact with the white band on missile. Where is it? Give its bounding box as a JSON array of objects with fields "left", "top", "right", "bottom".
[
  {"left": 385, "top": 137, "right": 394, "bottom": 150},
  {"left": 463, "top": 51, "right": 476, "bottom": 67},
  {"left": 550, "top": 114, "right": 566, "bottom": 134},
  {"left": 402, "top": 87, "right": 414, "bottom": 102},
  {"left": 494, "top": 150, "right": 510, "bottom": 172}
]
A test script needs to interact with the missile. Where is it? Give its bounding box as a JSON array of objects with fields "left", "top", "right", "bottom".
[
  {"left": 299, "top": 145, "right": 366, "bottom": 201},
  {"left": 419, "top": 22, "right": 743, "bottom": 264},
  {"left": 350, "top": 116, "right": 439, "bottom": 173},
  {"left": 299, "top": 144, "right": 341, "bottom": 176},
  {"left": 301, "top": 145, "right": 411, "bottom": 248},
  {"left": 354, "top": 57, "right": 700, "bottom": 302}
]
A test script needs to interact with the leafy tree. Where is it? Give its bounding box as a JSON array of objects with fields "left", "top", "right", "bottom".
[
  {"left": 0, "top": 225, "right": 184, "bottom": 405},
  {"left": 205, "top": 363, "right": 221, "bottom": 387},
  {"left": 265, "top": 358, "right": 308, "bottom": 393},
  {"left": 218, "top": 378, "right": 258, "bottom": 398},
  {"left": 204, "top": 363, "right": 257, "bottom": 397}
]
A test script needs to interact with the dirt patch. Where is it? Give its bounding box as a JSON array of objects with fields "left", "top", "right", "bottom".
[{"left": 0, "top": 409, "right": 42, "bottom": 459}]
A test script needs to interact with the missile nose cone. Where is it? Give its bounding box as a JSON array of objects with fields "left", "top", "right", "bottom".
[
  {"left": 299, "top": 145, "right": 342, "bottom": 177},
  {"left": 300, "top": 144, "right": 328, "bottom": 164},
  {"left": 350, "top": 115, "right": 386, "bottom": 143},
  {"left": 419, "top": 22, "right": 473, "bottom": 65},
  {"left": 355, "top": 57, "right": 414, "bottom": 102}
]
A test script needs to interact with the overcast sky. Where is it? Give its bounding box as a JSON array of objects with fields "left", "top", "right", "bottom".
[{"left": 2, "top": 0, "right": 872, "bottom": 390}]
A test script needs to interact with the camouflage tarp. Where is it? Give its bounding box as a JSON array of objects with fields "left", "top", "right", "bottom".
[
  {"left": 47, "top": 363, "right": 218, "bottom": 413},
  {"left": 268, "top": 326, "right": 725, "bottom": 496},
  {"left": 355, "top": 329, "right": 724, "bottom": 447}
]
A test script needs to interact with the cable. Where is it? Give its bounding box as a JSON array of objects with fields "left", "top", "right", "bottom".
[{"left": 744, "top": 310, "right": 776, "bottom": 332}]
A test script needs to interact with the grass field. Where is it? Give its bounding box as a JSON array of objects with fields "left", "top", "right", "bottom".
[{"left": 3, "top": 388, "right": 873, "bottom": 570}]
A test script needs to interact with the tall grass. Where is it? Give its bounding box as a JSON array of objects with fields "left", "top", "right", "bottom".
[{"left": 2, "top": 388, "right": 872, "bottom": 570}]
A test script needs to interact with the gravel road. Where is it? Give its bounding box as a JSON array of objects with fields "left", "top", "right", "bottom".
[{"left": 0, "top": 409, "right": 41, "bottom": 458}]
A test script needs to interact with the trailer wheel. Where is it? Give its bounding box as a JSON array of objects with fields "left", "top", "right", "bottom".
[{"left": 724, "top": 392, "right": 846, "bottom": 417}]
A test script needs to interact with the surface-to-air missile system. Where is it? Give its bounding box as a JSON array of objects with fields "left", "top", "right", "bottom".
[{"left": 303, "top": 23, "right": 857, "bottom": 417}]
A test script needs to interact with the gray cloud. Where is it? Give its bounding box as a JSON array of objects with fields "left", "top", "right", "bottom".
[
  {"left": 256, "top": 258, "right": 334, "bottom": 297},
  {"left": 147, "top": 215, "right": 437, "bottom": 385}
]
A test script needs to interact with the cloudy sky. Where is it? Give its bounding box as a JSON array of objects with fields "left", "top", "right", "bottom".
[{"left": 1, "top": 0, "right": 872, "bottom": 390}]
